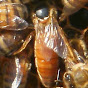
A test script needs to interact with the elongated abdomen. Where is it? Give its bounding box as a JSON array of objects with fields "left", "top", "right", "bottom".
[{"left": 35, "top": 42, "right": 59, "bottom": 87}]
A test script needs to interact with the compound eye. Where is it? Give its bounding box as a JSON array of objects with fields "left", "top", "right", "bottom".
[{"left": 35, "top": 5, "right": 49, "bottom": 19}]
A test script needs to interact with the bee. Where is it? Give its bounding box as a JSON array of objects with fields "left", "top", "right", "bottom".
[
  {"left": 63, "top": 39, "right": 88, "bottom": 88},
  {"left": 0, "top": 0, "right": 33, "bottom": 88},
  {"left": 22, "top": 1, "right": 88, "bottom": 88},
  {"left": 60, "top": 0, "right": 88, "bottom": 21},
  {"left": 1, "top": 0, "right": 87, "bottom": 88},
  {"left": 14, "top": 0, "right": 82, "bottom": 87},
  {"left": 14, "top": 1, "right": 77, "bottom": 87}
]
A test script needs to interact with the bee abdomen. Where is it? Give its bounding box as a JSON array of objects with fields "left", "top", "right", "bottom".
[
  {"left": 2, "top": 57, "right": 29, "bottom": 88},
  {"left": 3, "top": 72, "right": 27, "bottom": 88},
  {"left": 2, "top": 61, "right": 16, "bottom": 88},
  {"left": 62, "top": 0, "right": 88, "bottom": 17},
  {"left": 36, "top": 57, "right": 59, "bottom": 87},
  {"left": 0, "top": 3, "right": 28, "bottom": 30},
  {"left": 35, "top": 45, "right": 59, "bottom": 87}
]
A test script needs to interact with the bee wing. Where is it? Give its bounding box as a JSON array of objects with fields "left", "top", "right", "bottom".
[
  {"left": 0, "top": 3, "right": 28, "bottom": 31},
  {"left": 35, "top": 17, "right": 72, "bottom": 59},
  {"left": 44, "top": 20, "right": 68, "bottom": 59}
]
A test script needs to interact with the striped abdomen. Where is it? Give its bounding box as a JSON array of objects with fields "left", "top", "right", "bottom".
[
  {"left": 0, "top": 2, "right": 28, "bottom": 30},
  {"left": 2, "top": 54, "right": 30, "bottom": 88},
  {"left": 35, "top": 40, "right": 59, "bottom": 87},
  {"left": 61, "top": 0, "right": 88, "bottom": 19}
]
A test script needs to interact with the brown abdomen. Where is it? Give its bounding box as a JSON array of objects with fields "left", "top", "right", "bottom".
[
  {"left": 1, "top": 53, "right": 30, "bottom": 88},
  {"left": 0, "top": 2, "right": 28, "bottom": 30},
  {"left": 35, "top": 41, "right": 59, "bottom": 87}
]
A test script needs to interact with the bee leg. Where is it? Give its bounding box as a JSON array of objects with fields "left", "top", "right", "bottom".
[
  {"left": 54, "top": 69, "right": 63, "bottom": 87},
  {"left": 13, "top": 31, "right": 35, "bottom": 55},
  {"left": 81, "top": 27, "right": 88, "bottom": 36},
  {"left": 59, "top": 13, "right": 67, "bottom": 22}
]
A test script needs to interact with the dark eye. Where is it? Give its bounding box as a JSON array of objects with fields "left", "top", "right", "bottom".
[{"left": 35, "top": 5, "right": 49, "bottom": 19}]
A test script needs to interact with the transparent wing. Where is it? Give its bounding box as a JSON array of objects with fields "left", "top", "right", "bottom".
[
  {"left": 0, "top": 3, "right": 28, "bottom": 30},
  {"left": 34, "top": 17, "right": 71, "bottom": 59},
  {"left": 44, "top": 23, "right": 68, "bottom": 59}
]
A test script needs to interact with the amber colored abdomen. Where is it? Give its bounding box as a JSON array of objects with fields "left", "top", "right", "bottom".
[{"left": 35, "top": 41, "right": 59, "bottom": 87}]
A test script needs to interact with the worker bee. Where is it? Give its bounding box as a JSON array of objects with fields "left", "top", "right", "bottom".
[
  {"left": 15, "top": 1, "right": 88, "bottom": 87},
  {"left": 0, "top": 0, "right": 33, "bottom": 88},
  {"left": 31, "top": 1, "right": 75, "bottom": 87},
  {"left": 1, "top": 0, "right": 88, "bottom": 88},
  {"left": 13, "top": 0, "right": 70, "bottom": 87},
  {"left": 32, "top": 2, "right": 88, "bottom": 87},
  {"left": 60, "top": 0, "right": 88, "bottom": 21},
  {"left": 0, "top": 30, "right": 33, "bottom": 88},
  {"left": 63, "top": 38, "right": 88, "bottom": 88}
]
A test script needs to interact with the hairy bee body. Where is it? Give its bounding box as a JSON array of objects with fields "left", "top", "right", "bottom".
[{"left": 64, "top": 63, "right": 88, "bottom": 88}]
